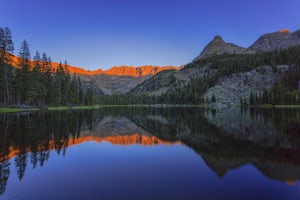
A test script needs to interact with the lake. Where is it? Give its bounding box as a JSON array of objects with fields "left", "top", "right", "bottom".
[{"left": 0, "top": 107, "right": 300, "bottom": 200}]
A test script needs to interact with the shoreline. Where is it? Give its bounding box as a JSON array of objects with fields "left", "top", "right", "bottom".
[
  {"left": 0, "top": 104, "right": 209, "bottom": 113},
  {"left": 1, "top": 104, "right": 300, "bottom": 113}
]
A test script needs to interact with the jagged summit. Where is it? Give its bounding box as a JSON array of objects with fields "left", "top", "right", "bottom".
[
  {"left": 194, "top": 35, "right": 251, "bottom": 61},
  {"left": 7, "top": 53, "right": 179, "bottom": 77},
  {"left": 250, "top": 29, "right": 300, "bottom": 52},
  {"left": 213, "top": 35, "right": 224, "bottom": 42},
  {"left": 102, "top": 65, "right": 179, "bottom": 77},
  {"left": 194, "top": 28, "right": 300, "bottom": 61}
]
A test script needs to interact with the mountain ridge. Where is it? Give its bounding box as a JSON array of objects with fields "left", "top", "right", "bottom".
[
  {"left": 7, "top": 53, "right": 180, "bottom": 77},
  {"left": 249, "top": 29, "right": 300, "bottom": 51},
  {"left": 194, "top": 28, "right": 300, "bottom": 61}
]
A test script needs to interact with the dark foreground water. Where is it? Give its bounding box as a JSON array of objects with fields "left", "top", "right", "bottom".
[{"left": 0, "top": 107, "right": 300, "bottom": 200}]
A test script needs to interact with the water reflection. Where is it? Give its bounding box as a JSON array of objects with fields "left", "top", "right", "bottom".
[{"left": 0, "top": 107, "right": 300, "bottom": 196}]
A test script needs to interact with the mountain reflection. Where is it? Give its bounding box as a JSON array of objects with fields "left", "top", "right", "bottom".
[{"left": 1, "top": 107, "right": 300, "bottom": 195}]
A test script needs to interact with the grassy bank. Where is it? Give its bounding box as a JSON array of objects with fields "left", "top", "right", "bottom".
[
  {"left": 1, "top": 104, "right": 299, "bottom": 113},
  {"left": 259, "top": 104, "right": 300, "bottom": 109},
  {"left": 47, "top": 105, "right": 133, "bottom": 111},
  {"left": 0, "top": 104, "right": 210, "bottom": 113},
  {"left": 0, "top": 107, "right": 40, "bottom": 113}
]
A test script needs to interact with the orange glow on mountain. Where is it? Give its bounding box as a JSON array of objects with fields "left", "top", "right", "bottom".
[
  {"left": 279, "top": 29, "right": 290, "bottom": 33},
  {"left": 0, "top": 134, "right": 181, "bottom": 162},
  {"left": 7, "top": 53, "right": 180, "bottom": 76},
  {"left": 104, "top": 65, "right": 180, "bottom": 77},
  {"left": 100, "top": 134, "right": 180, "bottom": 146}
]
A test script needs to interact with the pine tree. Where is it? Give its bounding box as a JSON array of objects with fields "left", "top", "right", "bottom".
[
  {"left": 33, "top": 51, "right": 41, "bottom": 69},
  {"left": 40, "top": 53, "right": 48, "bottom": 73},
  {"left": 211, "top": 94, "right": 216, "bottom": 103},
  {"left": 85, "top": 83, "right": 94, "bottom": 105},
  {"left": 78, "top": 77, "right": 84, "bottom": 104},
  {"left": 249, "top": 91, "right": 255, "bottom": 105},
  {"left": 0, "top": 160, "right": 10, "bottom": 195},
  {"left": 17, "top": 40, "right": 31, "bottom": 104},
  {"left": 0, "top": 27, "right": 14, "bottom": 104},
  {"left": 14, "top": 153, "right": 28, "bottom": 180},
  {"left": 68, "top": 75, "right": 77, "bottom": 104},
  {"left": 0, "top": 28, "right": 7, "bottom": 104},
  {"left": 62, "top": 61, "right": 70, "bottom": 104},
  {"left": 26, "top": 65, "right": 43, "bottom": 105},
  {"left": 25, "top": 51, "right": 44, "bottom": 105},
  {"left": 40, "top": 54, "right": 53, "bottom": 104},
  {"left": 52, "top": 62, "right": 64, "bottom": 105}
]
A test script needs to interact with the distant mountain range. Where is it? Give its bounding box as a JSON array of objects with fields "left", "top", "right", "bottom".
[
  {"left": 8, "top": 54, "right": 179, "bottom": 77},
  {"left": 8, "top": 28, "right": 300, "bottom": 96},
  {"left": 8, "top": 54, "right": 180, "bottom": 94}
]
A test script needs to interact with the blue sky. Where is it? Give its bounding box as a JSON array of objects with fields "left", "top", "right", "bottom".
[{"left": 1, "top": 0, "right": 300, "bottom": 70}]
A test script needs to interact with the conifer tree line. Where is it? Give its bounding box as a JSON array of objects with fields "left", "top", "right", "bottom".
[{"left": 0, "top": 27, "right": 94, "bottom": 106}]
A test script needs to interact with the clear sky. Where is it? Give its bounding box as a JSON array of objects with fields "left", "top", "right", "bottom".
[{"left": 1, "top": 0, "right": 300, "bottom": 70}]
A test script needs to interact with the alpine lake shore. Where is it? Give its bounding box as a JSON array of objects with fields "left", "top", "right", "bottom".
[{"left": 1, "top": 104, "right": 300, "bottom": 114}]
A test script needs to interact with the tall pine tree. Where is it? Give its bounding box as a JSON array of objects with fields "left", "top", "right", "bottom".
[
  {"left": 17, "top": 40, "right": 31, "bottom": 104},
  {"left": 0, "top": 27, "right": 14, "bottom": 104},
  {"left": 26, "top": 51, "right": 44, "bottom": 105}
]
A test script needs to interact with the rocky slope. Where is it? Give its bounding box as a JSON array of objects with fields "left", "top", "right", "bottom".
[
  {"left": 80, "top": 66, "right": 180, "bottom": 95},
  {"left": 204, "top": 65, "right": 290, "bottom": 106},
  {"left": 129, "top": 70, "right": 178, "bottom": 95},
  {"left": 130, "top": 66, "right": 215, "bottom": 95}
]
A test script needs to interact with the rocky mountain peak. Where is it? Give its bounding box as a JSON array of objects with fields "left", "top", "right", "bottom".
[
  {"left": 279, "top": 29, "right": 290, "bottom": 33},
  {"left": 194, "top": 35, "right": 250, "bottom": 61},
  {"left": 213, "top": 35, "right": 224, "bottom": 42},
  {"left": 250, "top": 29, "right": 300, "bottom": 52}
]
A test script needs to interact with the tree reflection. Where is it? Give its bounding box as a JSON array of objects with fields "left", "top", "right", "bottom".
[
  {"left": 0, "top": 107, "right": 300, "bottom": 195},
  {"left": 0, "top": 160, "right": 10, "bottom": 195},
  {"left": 14, "top": 153, "right": 28, "bottom": 180}
]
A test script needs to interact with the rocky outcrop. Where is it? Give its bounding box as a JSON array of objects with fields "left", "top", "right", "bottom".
[
  {"left": 204, "top": 65, "right": 290, "bottom": 105},
  {"left": 250, "top": 29, "right": 300, "bottom": 51},
  {"left": 194, "top": 35, "right": 255, "bottom": 60}
]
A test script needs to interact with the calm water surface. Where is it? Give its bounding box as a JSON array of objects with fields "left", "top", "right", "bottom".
[{"left": 0, "top": 107, "right": 300, "bottom": 200}]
